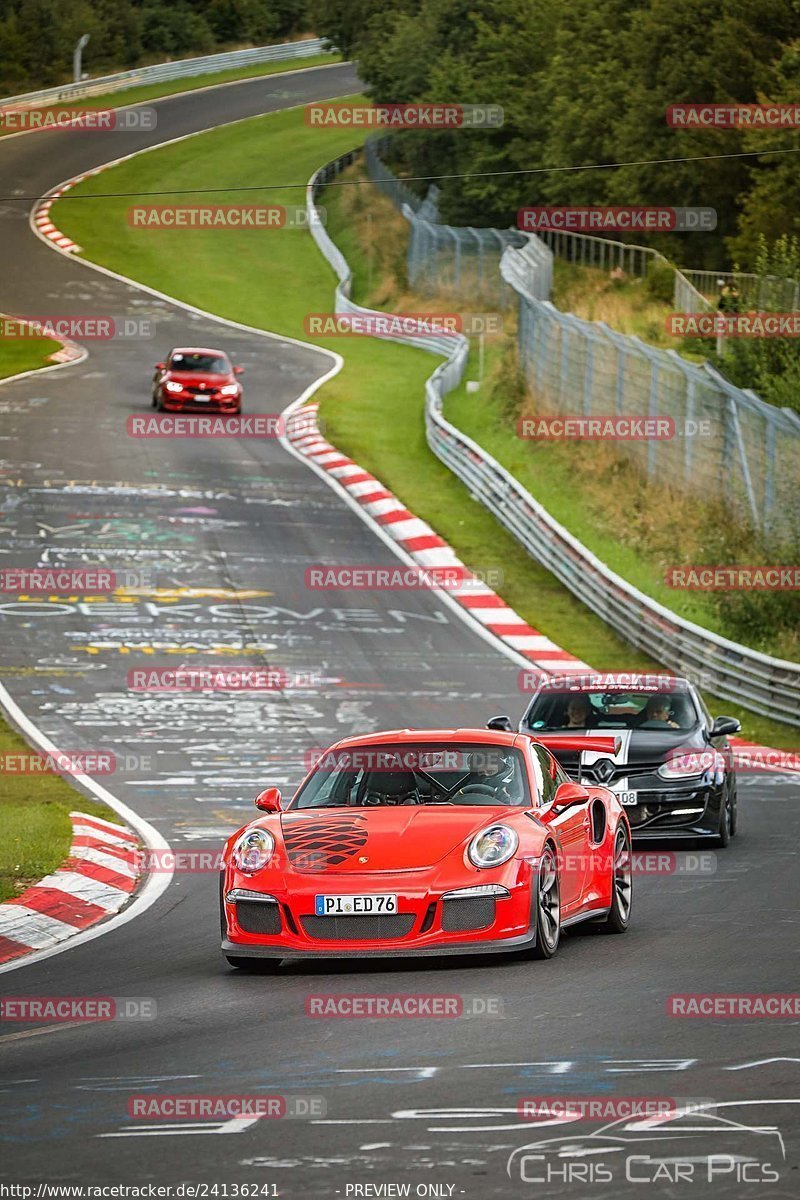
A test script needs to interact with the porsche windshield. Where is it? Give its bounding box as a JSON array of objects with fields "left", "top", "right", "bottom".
[
  {"left": 524, "top": 688, "right": 699, "bottom": 732},
  {"left": 293, "top": 743, "right": 532, "bottom": 809}
]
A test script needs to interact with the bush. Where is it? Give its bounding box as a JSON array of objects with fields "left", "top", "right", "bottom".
[{"left": 645, "top": 260, "right": 675, "bottom": 305}]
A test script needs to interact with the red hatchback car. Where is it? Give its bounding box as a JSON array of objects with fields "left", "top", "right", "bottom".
[
  {"left": 219, "top": 728, "right": 632, "bottom": 971},
  {"left": 152, "top": 347, "right": 244, "bottom": 413}
]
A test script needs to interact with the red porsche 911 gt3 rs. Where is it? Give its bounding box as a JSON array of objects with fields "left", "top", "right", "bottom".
[{"left": 219, "top": 729, "right": 632, "bottom": 970}]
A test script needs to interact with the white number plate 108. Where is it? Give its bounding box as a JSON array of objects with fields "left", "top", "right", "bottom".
[
  {"left": 315, "top": 893, "right": 398, "bottom": 916},
  {"left": 617, "top": 790, "right": 638, "bottom": 806}
]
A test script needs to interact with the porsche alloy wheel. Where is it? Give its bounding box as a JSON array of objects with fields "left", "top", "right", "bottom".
[
  {"left": 601, "top": 825, "right": 633, "bottom": 933},
  {"left": 532, "top": 845, "right": 561, "bottom": 959}
]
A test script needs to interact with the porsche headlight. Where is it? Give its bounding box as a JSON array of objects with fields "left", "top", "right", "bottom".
[
  {"left": 468, "top": 825, "right": 518, "bottom": 869},
  {"left": 232, "top": 828, "right": 275, "bottom": 873}
]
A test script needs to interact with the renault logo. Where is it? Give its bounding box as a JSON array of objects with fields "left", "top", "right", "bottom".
[{"left": 593, "top": 758, "right": 616, "bottom": 784}]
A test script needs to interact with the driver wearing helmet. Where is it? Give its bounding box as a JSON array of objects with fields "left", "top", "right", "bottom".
[{"left": 451, "top": 750, "right": 517, "bottom": 804}]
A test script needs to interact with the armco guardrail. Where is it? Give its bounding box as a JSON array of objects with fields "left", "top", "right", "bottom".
[
  {"left": 1, "top": 38, "right": 331, "bottom": 108},
  {"left": 307, "top": 148, "right": 800, "bottom": 727}
]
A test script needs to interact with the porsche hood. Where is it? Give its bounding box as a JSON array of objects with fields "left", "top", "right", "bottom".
[{"left": 279, "top": 806, "right": 518, "bottom": 872}]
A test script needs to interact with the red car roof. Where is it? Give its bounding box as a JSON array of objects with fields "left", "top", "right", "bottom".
[
  {"left": 327, "top": 728, "right": 524, "bottom": 750},
  {"left": 322, "top": 728, "right": 621, "bottom": 758}
]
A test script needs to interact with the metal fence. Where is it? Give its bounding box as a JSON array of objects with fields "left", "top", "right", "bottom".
[
  {"left": 307, "top": 152, "right": 468, "bottom": 366},
  {"left": 365, "top": 137, "right": 800, "bottom": 545},
  {"left": 0, "top": 38, "right": 332, "bottom": 108},
  {"left": 682, "top": 269, "right": 800, "bottom": 312},
  {"left": 364, "top": 137, "right": 529, "bottom": 308},
  {"left": 503, "top": 241, "right": 800, "bottom": 543},
  {"left": 307, "top": 148, "right": 800, "bottom": 725},
  {"left": 366, "top": 137, "right": 714, "bottom": 317}
]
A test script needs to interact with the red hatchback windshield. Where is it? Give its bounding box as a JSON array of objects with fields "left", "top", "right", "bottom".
[{"left": 169, "top": 351, "right": 230, "bottom": 375}]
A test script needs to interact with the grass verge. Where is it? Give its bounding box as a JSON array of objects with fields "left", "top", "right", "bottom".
[
  {"left": 0, "top": 336, "right": 64, "bottom": 378},
  {"left": 551, "top": 262, "right": 705, "bottom": 360},
  {"left": 50, "top": 105, "right": 798, "bottom": 749},
  {"left": 0, "top": 722, "right": 112, "bottom": 902}
]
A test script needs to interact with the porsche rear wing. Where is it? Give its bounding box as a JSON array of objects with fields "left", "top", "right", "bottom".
[
  {"left": 528, "top": 734, "right": 623, "bottom": 784},
  {"left": 532, "top": 735, "right": 622, "bottom": 756}
]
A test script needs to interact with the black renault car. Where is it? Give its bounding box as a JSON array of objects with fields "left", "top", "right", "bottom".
[{"left": 489, "top": 674, "right": 740, "bottom": 845}]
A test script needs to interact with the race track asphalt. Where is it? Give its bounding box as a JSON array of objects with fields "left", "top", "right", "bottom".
[{"left": 0, "top": 61, "right": 798, "bottom": 1199}]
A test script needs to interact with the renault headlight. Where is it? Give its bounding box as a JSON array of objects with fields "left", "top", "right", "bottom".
[{"left": 657, "top": 749, "right": 722, "bottom": 782}]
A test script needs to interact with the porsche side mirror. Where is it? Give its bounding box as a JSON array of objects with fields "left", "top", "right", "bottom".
[
  {"left": 709, "top": 716, "right": 741, "bottom": 738},
  {"left": 155, "top": 362, "right": 166, "bottom": 370},
  {"left": 487, "top": 715, "right": 513, "bottom": 732},
  {"left": 551, "top": 780, "right": 590, "bottom": 811},
  {"left": 233, "top": 365, "right": 245, "bottom": 375},
  {"left": 254, "top": 786, "right": 282, "bottom": 813}
]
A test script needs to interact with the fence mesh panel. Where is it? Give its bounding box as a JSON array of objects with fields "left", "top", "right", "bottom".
[{"left": 365, "top": 136, "right": 800, "bottom": 546}]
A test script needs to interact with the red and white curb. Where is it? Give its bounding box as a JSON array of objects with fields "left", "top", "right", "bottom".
[
  {"left": 48, "top": 343, "right": 84, "bottom": 363},
  {"left": 0, "top": 811, "right": 141, "bottom": 965},
  {"left": 285, "top": 402, "right": 592, "bottom": 675},
  {"left": 32, "top": 171, "right": 105, "bottom": 254}
]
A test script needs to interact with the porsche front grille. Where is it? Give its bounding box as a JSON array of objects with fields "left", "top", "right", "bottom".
[
  {"left": 441, "top": 896, "right": 496, "bottom": 932},
  {"left": 236, "top": 900, "right": 282, "bottom": 935},
  {"left": 300, "top": 914, "right": 416, "bottom": 941}
]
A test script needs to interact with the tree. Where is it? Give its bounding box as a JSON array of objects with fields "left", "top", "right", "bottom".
[{"left": 730, "top": 37, "right": 800, "bottom": 265}]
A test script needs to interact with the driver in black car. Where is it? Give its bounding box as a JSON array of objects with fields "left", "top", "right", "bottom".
[{"left": 635, "top": 695, "right": 679, "bottom": 728}]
